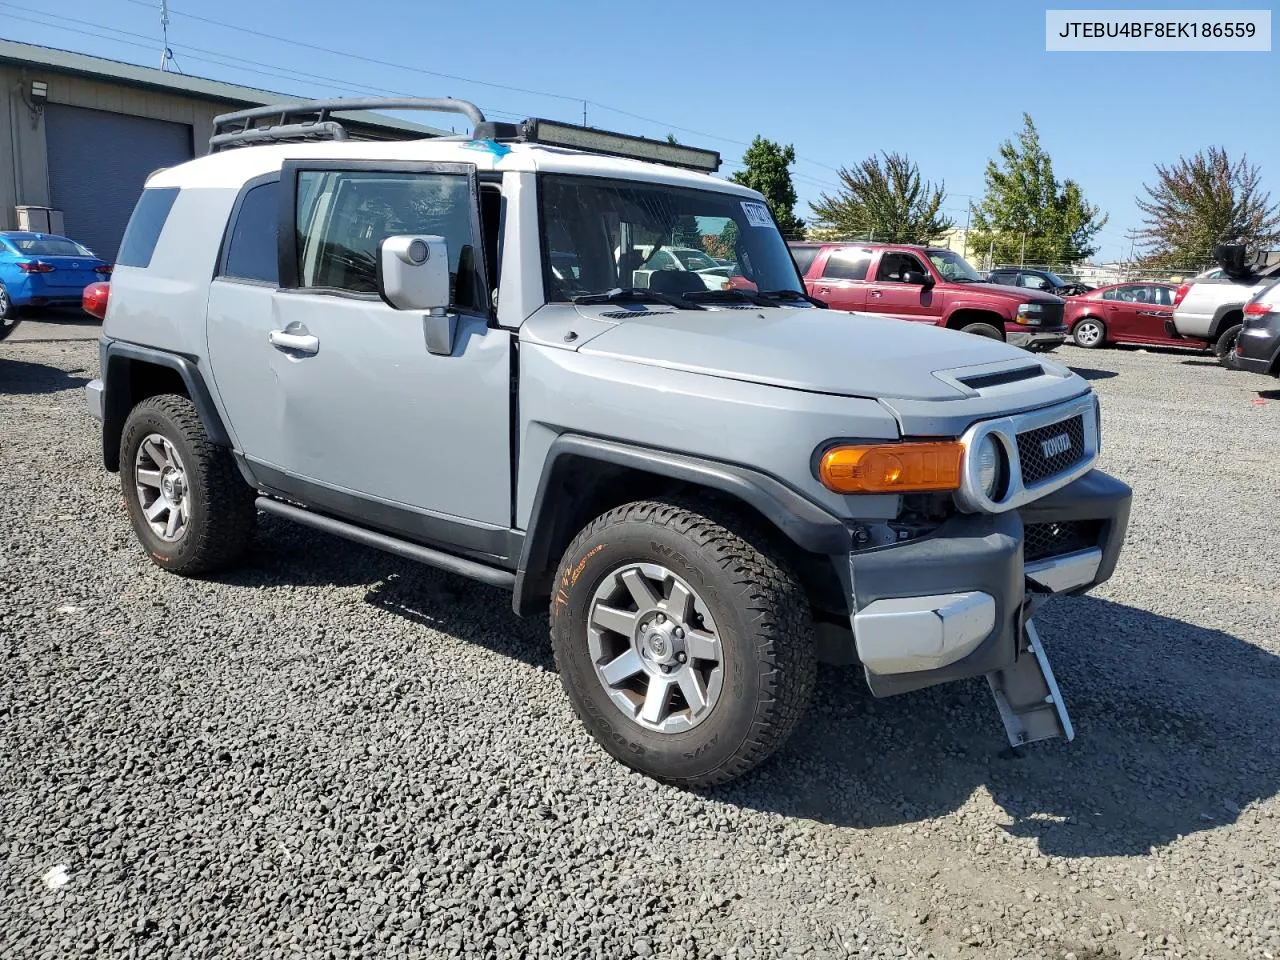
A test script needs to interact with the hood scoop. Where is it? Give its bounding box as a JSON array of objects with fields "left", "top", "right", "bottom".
[{"left": 956, "top": 364, "right": 1044, "bottom": 391}]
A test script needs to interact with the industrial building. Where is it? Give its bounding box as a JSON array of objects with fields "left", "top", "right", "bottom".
[{"left": 1, "top": 39, "right": 441, "bottom": 261}]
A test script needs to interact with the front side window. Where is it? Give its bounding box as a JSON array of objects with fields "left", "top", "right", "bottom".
[
  {"left": 1019, "top": 273, "right": 1050, "bottom": 290},
  {"left": 295, "top": 169, "right": 480, "bottom": 307},
  {"left": 822, "top": 248, "right": 871, "bottom": 281},
  {"left": 875, "top": 252, "right": 927, "bottom": 282},
  {"left": 538, "top": 174, "right": 803, "bottom": 300},
  {"left": 117, "top": 187, "right": 180, "bottom": 268},
  {"left": 221, "top": 180, "right": 280, "bottom": 284}
]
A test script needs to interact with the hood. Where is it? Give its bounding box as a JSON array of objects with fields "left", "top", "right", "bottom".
[
  {"left": 537, "top": 304, "right": 1073, "bottom": 402},
  {"left": 973, "top": 282, "right": 1064, "bottom": 304}
]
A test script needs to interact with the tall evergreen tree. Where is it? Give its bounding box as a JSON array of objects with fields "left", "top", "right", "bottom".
[{"left": 729, "top": 136, "right": 805, "bottom": 239}]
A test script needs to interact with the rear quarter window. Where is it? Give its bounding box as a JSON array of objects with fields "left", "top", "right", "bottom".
[
  {"left": 220, "top": 180, "right": 280, "bottom": 284},
  {"left": 116, "top": 187, "right": 180, "bottom": 268},
  {"left": 790, "top": 246, "right": 821, "bottom": 275}
]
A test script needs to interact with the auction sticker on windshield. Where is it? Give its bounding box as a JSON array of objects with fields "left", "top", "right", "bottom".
[{"left": 741, "top": 201, "right": 774, "bottom": 228}]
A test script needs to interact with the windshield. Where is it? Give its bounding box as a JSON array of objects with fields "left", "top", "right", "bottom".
[
  {"left": 539, "top": 174, "right": 803, "bottom": 301},
  {"left": 1042, "top": 270, "right": 1069, "bottom": 287},
  {"left": 927, "top": 249, "right": 984, "bottom": 282},
  {"left": 7, "top": 236, "right": 93, "bottom": 257}
]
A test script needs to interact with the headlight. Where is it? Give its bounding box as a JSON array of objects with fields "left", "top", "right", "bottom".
[
  {"left": 976, "top": 434, "right": 1002, "bottom": 498},
  {"left": 1016, "top": 303, "right": 1045, "bottom": 325}
]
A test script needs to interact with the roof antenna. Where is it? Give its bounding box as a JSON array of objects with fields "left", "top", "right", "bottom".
[{"left": 159, "top": 0, "right": 172, "bottom": 72}]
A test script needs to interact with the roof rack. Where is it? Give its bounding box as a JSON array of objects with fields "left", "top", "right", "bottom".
[
  {"left": 209, "top": 97, "right": 487, "bottom": 152},
  {"left": 207, "top": 97, "right": 722, "bottom": 173}
]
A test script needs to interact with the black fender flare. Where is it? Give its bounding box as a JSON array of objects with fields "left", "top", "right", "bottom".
[
  {"left": 511, "top": 434, "right": 852, "bottom": 616},
  {"left": 1207, "top": 302, "right": 1245, "bottom": 340},
  {"left": 101, "top": 340, "right": 231, "bottom": 472}
]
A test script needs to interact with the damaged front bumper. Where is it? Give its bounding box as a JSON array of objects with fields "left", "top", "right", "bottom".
[{"left": 838, "top": 468, "right": 1131, "bottom": 742}]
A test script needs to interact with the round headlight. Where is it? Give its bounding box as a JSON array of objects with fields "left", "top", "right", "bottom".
[{"left": 977, "top": 435, "right": 1002, "bottom": 499}]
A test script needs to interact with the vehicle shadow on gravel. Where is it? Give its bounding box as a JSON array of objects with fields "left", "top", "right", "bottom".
[
  {"left": 213, "top": 516, "right": 553, "bottom": 669},
  {"left": 723, "top": 596, "right": 1280, "bottom": 859},
  {"left": 0, "top": 357, "right": 91, "bottom": 394},
  {"left": 1258, "top": 389, "right": 1280, "bottom": 400}
]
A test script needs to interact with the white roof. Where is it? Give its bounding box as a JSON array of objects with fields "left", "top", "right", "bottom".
[{"left": 146, "top": 138, "right": 762, "bottom": 199}]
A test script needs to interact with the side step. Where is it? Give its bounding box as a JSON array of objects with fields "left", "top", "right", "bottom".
[
  {"left": 985, "top": 619, "right": 1074, "bottom": 747},
  {"left": 255, "top": 497, "right": 517, "bottom": 590}
]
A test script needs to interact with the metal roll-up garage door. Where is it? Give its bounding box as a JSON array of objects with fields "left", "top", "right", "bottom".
[{"left": 44, "top": 104, "right": 194, "bottom": 262}]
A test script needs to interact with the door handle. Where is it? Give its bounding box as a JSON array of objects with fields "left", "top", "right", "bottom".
[
  {"left": 870, "top": 291, "right": 883, "bottom": 299},
  {"left": 269, "top": 329, "right": 320, "bottom": 355}
]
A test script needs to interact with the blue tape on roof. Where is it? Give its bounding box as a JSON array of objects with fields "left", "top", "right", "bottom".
[{"left": 463, "top": 139, "right": 513, "bottom": 161}]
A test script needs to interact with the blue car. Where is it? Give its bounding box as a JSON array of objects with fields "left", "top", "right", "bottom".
[{"left": 0, "top": 231, "right": 112, "bottom": 339}]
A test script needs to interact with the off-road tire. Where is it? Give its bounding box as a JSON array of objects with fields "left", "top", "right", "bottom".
[
  {"left": 1071, "top": 317, "right": 1106, "bottom": 349},
  {"left": 1214, "top": 323, "right": 1242, "bottom": 370},
  {"left": 120, "top": 394, "right": 256, "bottom": 575},
  {"left": 550, "top": 498, "right": 816, "bottom": 788},
  {"left": 960, "top": 321, "right": 1004, "bottom": 341},
  {"left": 0, "top": 282, "right": 19, "bottom": 342}
]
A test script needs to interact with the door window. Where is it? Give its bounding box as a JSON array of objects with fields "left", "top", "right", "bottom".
[
  {"left": 220, "top": 180, "right": 280, "bottom": 284},
  {"left": 1018, "top": 273, "right": 1050, "bottom": 290},
  {"left": 874, "top": 252, "right": 927, "bottom": 282},
  {"left": 294, "top": 169, "right": 481, "bottom": 307},
  {"left": 821, "top": 248, "right": 872, "bottom": 281},
  {"left": 1151, "top": 285, "right": 1176, "bottom": 306}
]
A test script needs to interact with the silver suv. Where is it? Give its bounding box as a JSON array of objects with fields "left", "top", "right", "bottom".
[
  {"left": 1172, "top": 245, "right": 1280, "bottom": 365},
  {"left": 84, "top": 98, "right": 1132, "bottom": 787}
]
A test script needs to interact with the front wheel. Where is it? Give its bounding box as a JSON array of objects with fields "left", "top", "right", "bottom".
[
  {"left": 1071, "top": 317, "right": 1106, "bottom": 348},
  {"left": 1214, "top": 323, "right": 1242, "bottom": 370},
  {"left": 550, "top": 499, "right": 816, "bottom": 788},
  {"left": 960, "top": 321, "right": 1004, "bottom": 341}
]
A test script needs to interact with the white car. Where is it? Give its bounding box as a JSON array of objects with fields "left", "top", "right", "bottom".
[{"left": 631, "top": 245, "right": 732, "bottom": 291}]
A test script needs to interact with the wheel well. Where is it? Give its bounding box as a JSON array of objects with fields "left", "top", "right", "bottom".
[
  {"left": 946, "top": 309, "right": 1006, "bottom": 338},
  {"left": 514, "top": 457, "right": 845, "bottom": 620},
  {"left": 102, "top": 358, "right": 191, "bottom": 472}
]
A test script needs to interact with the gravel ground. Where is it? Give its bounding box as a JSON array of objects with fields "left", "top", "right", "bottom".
[{"left": 2, "top": 330, "right": 1279, "bottom": 960}]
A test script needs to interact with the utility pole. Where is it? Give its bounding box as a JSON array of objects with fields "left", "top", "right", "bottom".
[
  {"left": 962, "top": 206, "right": 971, "bottom": 260},
  {"left": 159, "top": 0, "right": 172, "bottom": 71},
  {"left": 1020, "top": 231, "right": 1026, "bottom": 267},
  {"left": 582, "top": 101, "right": 587, "bottom": 127}
]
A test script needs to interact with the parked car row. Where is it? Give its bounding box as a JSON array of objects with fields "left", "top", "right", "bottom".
[{"left": 0, "top": 230, "right": 112, "bottom": 340}]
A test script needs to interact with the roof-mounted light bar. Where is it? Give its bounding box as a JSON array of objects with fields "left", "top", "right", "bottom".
[{"left": 511, "top": 118, "right": 721, "bottom": 173}]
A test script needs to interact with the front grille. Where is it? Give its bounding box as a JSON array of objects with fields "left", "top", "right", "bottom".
[
  {"left": 1017, "top": 414, "right": 1086, "bottom": 486},
  {"left": 1037, "top": 302, "right": 1065, "bottom": 329},
  {"left": 1024, "top": 520, "right": 1101, "bottom": 562}
]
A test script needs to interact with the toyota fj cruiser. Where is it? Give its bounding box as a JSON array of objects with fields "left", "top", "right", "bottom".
[{"left": 85, "top": 98, "right": 1131, "bottom": 787}]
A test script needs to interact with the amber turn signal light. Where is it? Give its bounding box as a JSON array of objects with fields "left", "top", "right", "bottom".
[{"left": 818, "top": 442, "right": 964, "bottom": 494}]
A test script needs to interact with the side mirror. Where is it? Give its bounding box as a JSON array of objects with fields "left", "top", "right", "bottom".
[
  {"left": 377, "top": 235, "right": 457, "bottom": 356},
  {"left": 902, "top": 270, "right": 934, "bottom": 286},
  {"left": 378, "top": 235, "right": 451, "bottom": 311}
]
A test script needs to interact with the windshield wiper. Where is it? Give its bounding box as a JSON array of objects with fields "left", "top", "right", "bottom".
[
  {"left": 756, "top": 288, "right": 829, "bottom": 308},
  {"left": 571, "top": 287, "right": 703, "bottom": 310},
  {"left": 679, "top": 288, "right": 772, "bottom": 307}
]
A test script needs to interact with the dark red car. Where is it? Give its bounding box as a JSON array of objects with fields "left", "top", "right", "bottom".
[
  {"left": 783, "top": 242, "right": 1067, "bottom": 350},
  {"left": 1063, "top": 281, "right": 1193, "bottom": 350}
]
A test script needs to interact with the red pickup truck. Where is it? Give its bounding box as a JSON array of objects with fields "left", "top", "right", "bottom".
[{"left": 785, "top": 242, "right": 1067, "bottom": 351}]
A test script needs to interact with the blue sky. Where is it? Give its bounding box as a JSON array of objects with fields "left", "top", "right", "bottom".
[{"left": 2, "top": 0, "right": 1276, "bottom": 261}]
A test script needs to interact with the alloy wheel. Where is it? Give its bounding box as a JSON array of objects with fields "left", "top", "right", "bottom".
[
  {"left": 134, "top": 433, "right": 191, "bottom": 542},
  {"left": 586, "top": 561, "right": 724, "bottom": 734}
]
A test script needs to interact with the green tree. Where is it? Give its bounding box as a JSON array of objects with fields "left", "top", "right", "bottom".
[
  {"left": 1132, "top": 147, "right": 1280, "bottom": 267},
  {"left": 969, "top": 114, "right": 1107, "bottom": 264},
  {"left": 808, "top": 152, "right": 952, "bottom": 243},
  {"left": 704, "top": 221, "right": 739, "bottom": 260},
  {"left": 729, "top": 136, "right": 805, "bottom": 239}
]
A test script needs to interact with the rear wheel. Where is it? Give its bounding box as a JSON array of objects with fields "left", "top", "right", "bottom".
[
  {"left": 550, "top": 498, "right": 816, "bottom": 787},
  {"left": 1214, "top": 323, "right": 1242, "bottom": 370},
  {"left": 960, "top": 321, "right": 1004, "bottom": 341},
  {"left": 1072, "top": 317, "right": 1106, "bottom": 348},
  {"left": 0, "top": 282, "right": 19, "bottom": 342},
  {"left": 120, "top": 394, "right": 256, "bottom": 575}
]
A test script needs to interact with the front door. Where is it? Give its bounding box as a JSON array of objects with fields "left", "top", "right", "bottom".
[
  {"left": 206, "top": 161, "right": 512, "bottom": 539},
  {"left": 1102, "top": 283, "right": 1175, "bottom": 345},
  {"left": 863, "top": 250, "right": 943, "bottom": 324}
]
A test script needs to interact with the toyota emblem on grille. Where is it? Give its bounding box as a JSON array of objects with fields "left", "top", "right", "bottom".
[{"left": 1041, "top": 433, "right": 1072, "bottom": 458}]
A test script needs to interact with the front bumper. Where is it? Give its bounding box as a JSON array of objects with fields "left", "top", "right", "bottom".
[
  {"left": 842, "top": 468, "right": 1131, "bottom": 697},
  {"left": 1007, "top": 328, "right": 1067, "bottom": 350}
]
